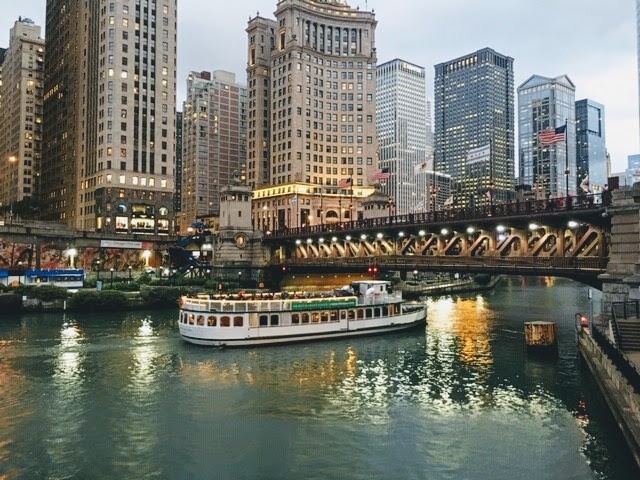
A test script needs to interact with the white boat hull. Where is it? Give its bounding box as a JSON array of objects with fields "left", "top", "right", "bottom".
[{"left": 178, "top": 306, "right": 426, "bottom": 348}]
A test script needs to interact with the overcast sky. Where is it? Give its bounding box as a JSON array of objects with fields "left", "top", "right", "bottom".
[{"left": 2, "top": 0, "right": 637, "bottom": 172}]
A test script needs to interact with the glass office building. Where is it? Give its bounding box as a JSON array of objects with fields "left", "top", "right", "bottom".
[
  {"left": 518, "top": 75, "right": 576, "bottom": 197},
  {"left": 434, "top": 48, "right": 515, "bottom": 207},
  {"left": 377, "top": 59, "right": 427, "bottom": 214},
  {"left": 575, "top": 99, "right": 607, "bottom": 192}
]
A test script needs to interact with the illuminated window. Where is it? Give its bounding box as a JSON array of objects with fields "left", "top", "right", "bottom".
[{"left": 119, "top": 175, "right": 126, "bottom": 184}]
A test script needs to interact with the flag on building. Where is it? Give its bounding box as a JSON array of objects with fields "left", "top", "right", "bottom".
[
  {"left": 466, "top": 144, "right": 491, "bottom": 164},
  {"left": 486, "top": 189, "right": 493, "bottom": 199},
  {"left": 338, "top": 177, "right": 353, "bottom": 188},
  {"left": 370, "top": 167, "right": 390, "bottom": 181},
  {"left": 289, "top": 194, "right": 298, "bottom": 206},
  {"left": 414, "top": 162, "right": 429, "bottom": 175},
  {"left": 539, "top": 125, "right": 566, "bottom": 145},
  {"left": 444, "top": 195, "right": 454, "bottom": 206},
  {"left": 580, "top": 175, "right": 590, "bottom": 193}
]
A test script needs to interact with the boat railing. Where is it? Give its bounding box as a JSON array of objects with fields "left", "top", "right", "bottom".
[{"left": 181, "top": 292, "right": 403, "bottom": 313}]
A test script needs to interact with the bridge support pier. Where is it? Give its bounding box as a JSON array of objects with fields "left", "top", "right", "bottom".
[{"left": 600, "top": 184, "right": 640, "bottom": 320}]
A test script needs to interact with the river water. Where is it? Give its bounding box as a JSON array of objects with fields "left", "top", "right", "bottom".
[{"left": 0, "top": 277, "right": 638, "bottom": 479}]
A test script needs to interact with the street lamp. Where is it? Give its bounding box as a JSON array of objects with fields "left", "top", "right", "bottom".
[
  {"left": 110, "top": 268, "right": 114, "bottom": 288},
  {"left": 128, "top": 265, "right": 132, "bottom": 282},
  {"left": 67, "top": 248, "right": 78, "bottom": 269},
  {"left": 142, "top": 249, "right": 152, "bottom": 267},
  {"left": 96, "top": 260, "right": 101, "bottom": 281}
]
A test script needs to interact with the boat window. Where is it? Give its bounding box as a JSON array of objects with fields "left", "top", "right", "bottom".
[
  {"left": 270, "top": 314, "right": 279, "bottom": 326},
  {"left": 188, "top": 314, "right": 195, "bottom": 325},
  {"left": 301, "top": 313, "right": 310, "bottom": 324},
  {"left": 374, "top": 308, "right": 381, "bottom": 318},
  {"left": 234, "top": 316, "right": 244, "bottom": 327},
  {"left": 382, "top": 306, "right": 389, "bottom": 316},
  {"left": 340, "top": 310, "right": 346, "bottom": 320},
  {"left": 356, "top": 309, "right": 364, "bottom": 320},
  {"left": 321, "top": 312, "right": 330, "bottom": 322},
  {"left": 259, "top": 315, "right": 269, "bottom": 326},
  {"left": 207, "top": 316, "right": 217, "bottom": 327},
  {"left": 181, "top": 313, "right": 186, "bottom": 323},
  {"left": 311, "top": 312, "right": 320, "bottom": 323},
  {"left": 348, "top": 310, "right": 356, "bottom": 320},
  {"left": 389, "top": 304, "right": 395, "bottom": 316},
  {"left": 221, "top": 316, "right": 231, "bottom": 327},
  {"left": 292, "top": 313, "right": 300, "bottom": 324},
  {"left": 197, "top": 315, "right": 205, "bottom": 326},
  {"left": 330, "top": 311, "right": 338, "bottom": 322},
  {"left": 223, "top": 303, "right": 234, "bottom": 312},
  {"left": 366, "top": 308, "right": 373, "bottom": 319}
]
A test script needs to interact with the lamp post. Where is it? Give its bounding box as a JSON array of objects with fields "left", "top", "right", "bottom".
[
  {"left": 67, "top": 248, "right": 77, "bottom": 269},
  {"left": 388, "top": 196, "right": 394, "bottom": 222},
  {"left": 110, "top": 268, "right": 114, "bottom": 288},
  {"left": 142, "top": 249, "right": 152, "bottom": 267},
  {"left": 96, "top": 260, "right": 101, "bottom": 281},
  {"left": 128, "top": 265, "right": 132, "bottom": 283},
  {"left": 7, "top": 155, "right": 17, "bottom": 225}
]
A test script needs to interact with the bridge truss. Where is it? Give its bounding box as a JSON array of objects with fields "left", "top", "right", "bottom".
[{"left": 265, "top": 197, "right": 611, "bottom": 288}]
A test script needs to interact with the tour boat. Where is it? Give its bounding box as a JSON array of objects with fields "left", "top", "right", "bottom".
[{"left": 177, "top": 280, "right": 427, "bottom": 347}]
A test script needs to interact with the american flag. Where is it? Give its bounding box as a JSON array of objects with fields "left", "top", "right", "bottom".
[
  {"left": 338, "top": 177, "right": 353, "bottom": 188},
  {"left": 539, "top": 125, "right": 566, "bottom": 145},
  {"left": 370, "top": 167, "right": 390, "bottom": 181}
]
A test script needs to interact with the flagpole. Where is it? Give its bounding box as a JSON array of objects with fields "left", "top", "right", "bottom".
[{"left": 564, "top": 118, "right": 569, "bottom": 198}]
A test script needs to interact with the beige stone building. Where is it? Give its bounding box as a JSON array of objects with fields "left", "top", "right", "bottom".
[
  {"left": 43, "top": 0, "right": 177, "bottom": 234},
  {"left": 246, "top": 0, "right": 378, "bottom": 230},
  {"left": 0, "top": 18, "right": 44, "bottom": 218}
]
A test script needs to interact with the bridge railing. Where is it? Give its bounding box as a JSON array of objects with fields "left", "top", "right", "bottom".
[{"left": 268, "top": 192, "right": 609, "bottom": 239}]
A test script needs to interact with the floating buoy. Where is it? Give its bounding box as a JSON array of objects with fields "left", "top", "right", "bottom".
[{"left": 525, "top": 321, "right": 558, "bottom": 356}]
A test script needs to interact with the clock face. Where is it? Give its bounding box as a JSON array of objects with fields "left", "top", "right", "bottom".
[{"left": 235, "top": 234, "right": 247, "bottom": 248}]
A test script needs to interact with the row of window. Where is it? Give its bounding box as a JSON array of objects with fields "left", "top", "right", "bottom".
[{"left": 180, "top": 306, "right": 394, "bottom": 328}]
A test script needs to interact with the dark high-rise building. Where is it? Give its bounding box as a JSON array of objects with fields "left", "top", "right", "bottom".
[
  {"left": 434, "top": 48, "right": 515, "bottom": 207},
  {"left": 43, "top": 0, "right": 177, "bottom": 233},
  {"left": 575, "top": 99, "right": 607, "bottom": 192}
]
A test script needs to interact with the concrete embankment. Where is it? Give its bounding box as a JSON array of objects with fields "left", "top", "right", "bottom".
[{"left": 578, "top": 330, "right": 640, "bottom": 468}]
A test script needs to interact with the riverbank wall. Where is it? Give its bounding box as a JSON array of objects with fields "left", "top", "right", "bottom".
[{"left": 578, "top": 329, "right": 640, "bottom": 468}]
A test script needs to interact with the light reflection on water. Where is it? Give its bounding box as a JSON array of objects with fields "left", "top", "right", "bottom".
[{"left": 0, "top": 277, "right": 637, "bottom": 479}]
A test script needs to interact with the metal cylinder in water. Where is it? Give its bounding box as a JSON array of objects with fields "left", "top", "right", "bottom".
[{"left": 524, "top": 321, "right": 558, "bottom": 355}]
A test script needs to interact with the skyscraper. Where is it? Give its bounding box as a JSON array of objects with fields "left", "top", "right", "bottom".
[
  {"left": 175, "top": 110, "right": 183, "bottom": 217},
  {"left": 181, "top": 70, "right": 247, "bottom": 232},
  {"left": 434, "top": 48, "right": 515, "bottom": 207},
  {"left": 377, "top": 59, "right": 427, "bottom": 215},
  {"left": 247, "top": 0, "right": 378, "bottom": 229},
  {"left": 43, "top": 0, "right": 177, "bottom": 233},
  {"left": 0, "top": 18, "right": 44, "bottom": 219},
  {"left": 518, "top": 75, "right": 576, "bottom": 197},
  {"left": 575, "top": 99, "right": 607, "bottom": 192}
]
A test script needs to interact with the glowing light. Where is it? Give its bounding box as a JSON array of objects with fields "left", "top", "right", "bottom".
[
  {"left": 441, "top": 228, "right": 449, "bottom": 236},
  {"left": 466, "top": 227, "right": 475, "bottom": 234},
  {"left": 496, "top": 225, "right": 506, "bottom": 233},
  {"left": 418, "top": 230, "right": 426, "bottom": 237},
  {"left": 529, "top": 223, "right": 539, "bottom": 231},
  {"left": 568, "top": 220, "right": 578, "bottom": 229}
]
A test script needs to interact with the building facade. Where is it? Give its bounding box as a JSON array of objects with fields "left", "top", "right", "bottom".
[
  {"left": 377, "top": 59, "right": 427, "bottom": 215},
  {"left": 175, "top": 110, "right": 183, "bottom": 218},
  {"left": 575, "top": 99, "right": 607, "bottom": 193},
  {"left": 0, "top": 18, "right": 44, "bottom": 218},
  {"left": 434, "top": 48, "right": 515, "bottom": 208},
  {"left": 181, "top": 70, "right": 247, "bottom": 233},
  {"left": 518, "top": 74, "right": 576, "bottom": 197},
  {"left": 43, "top": 0, "right": 177, "bottom": 234},
  {"left": 246, "top": 0, "right": 378, "bottom": 230}
]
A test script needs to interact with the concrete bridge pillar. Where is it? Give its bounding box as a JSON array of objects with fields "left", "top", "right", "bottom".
[{"left": 600, "top": 185, "right": 640, "bottom": 319}]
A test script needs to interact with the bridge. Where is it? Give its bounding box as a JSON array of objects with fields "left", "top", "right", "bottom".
[{"left": 264, "top": 194, "right": 611, "bottom": 288}]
